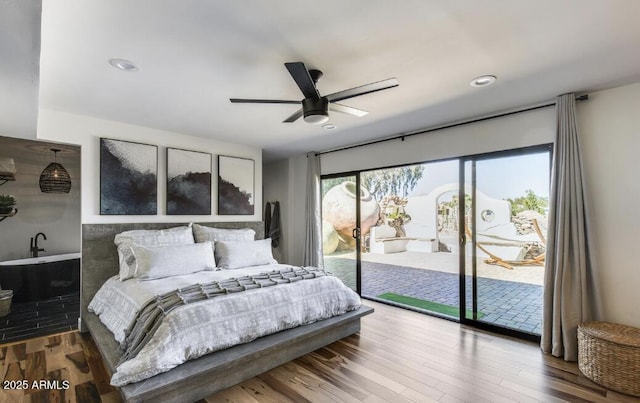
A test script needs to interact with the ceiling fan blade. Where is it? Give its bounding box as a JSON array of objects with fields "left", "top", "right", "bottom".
[
  {"left": 326, "top": 78, "right": 398, "bottom": 103},
  {"left": 329, "top": 103, "right": 368, "bottom": 117},
  {"left": 230, "top": 98, "right": 300, "bottom": 104},
  {"left": 285, "top": 62, "right": 320, "bottom": 99},
  {"left": 283, "top": 108, "right": 303, "bottom": 123}
]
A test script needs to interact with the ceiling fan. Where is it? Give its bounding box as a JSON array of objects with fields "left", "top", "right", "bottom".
[{"left": 230, "top": 62, "right": 398, "bottom": 125}]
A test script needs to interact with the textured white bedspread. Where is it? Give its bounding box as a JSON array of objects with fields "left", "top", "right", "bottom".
[
  {"left": 89, "top": 264, "right": 285, "bottom": 343},
  {"left": 88, "top": 264, "right": 361, "bottom": 386}
]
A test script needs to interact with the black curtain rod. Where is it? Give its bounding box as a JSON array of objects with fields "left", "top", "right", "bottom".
[{"left": 316, "top": 94, "right": 588, "bottom": 157}]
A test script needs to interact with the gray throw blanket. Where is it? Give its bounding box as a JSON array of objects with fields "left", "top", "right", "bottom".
[{"left": 119, "top": 267, "right": 329, "bottom": 364}]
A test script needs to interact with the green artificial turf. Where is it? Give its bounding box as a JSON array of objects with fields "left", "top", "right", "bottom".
[{"left": 377, "top": 292, "right": 485, "bottom": 319}]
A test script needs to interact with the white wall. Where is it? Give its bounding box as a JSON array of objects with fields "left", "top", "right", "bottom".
[
  {"left": 263, "top": 158, "right": 290, "bottom": 263},
  {"left": 263, "top": 155, "right": 307, "bottom": 265},
  {"left": 578, "top": 82, "right": 640, "bottom": 327},
  {"left": 37, "top": 109, "right": 262, "bottom": 224},
  {"left": 320, "top": 107, "right": 555, "bottom": 175}
]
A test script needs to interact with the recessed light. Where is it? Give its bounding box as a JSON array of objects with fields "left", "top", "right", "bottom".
[
  {"left": 109, "top": 58, "right": 139, "bottom": 72},
  {"left": 470, "top": 75, "right": 496, "bottom": 87},
  {"left": 322, "top": 124, "right": 336, "bottom": 130}
]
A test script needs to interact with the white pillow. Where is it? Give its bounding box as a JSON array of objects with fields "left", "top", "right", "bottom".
[
  {"left": 215, "top": 238, "right": 277, "bottom": 269},
  {"left": 132, "top": 242, "right": 216, "bottom": 280},
  {"left": 192, "top": 224, "right": 255, "bottom": 243},
  {"left": 114, "top": 225, "right": 195, "bottom": 281}
]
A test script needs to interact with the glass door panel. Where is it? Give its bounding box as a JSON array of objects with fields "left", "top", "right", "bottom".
[
  {"left": 360, "top": 161, "right": 462, "bottom": 319},
  {"left": 463, "top": 149, "right": 550, "bottom": 336},
  {"left": 321, "top": 175, "right": 359, "bottom": 292}
]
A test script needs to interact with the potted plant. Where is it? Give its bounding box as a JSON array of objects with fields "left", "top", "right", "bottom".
[{"left": 0, "top": 194, "right": 16, "bottom": 214}]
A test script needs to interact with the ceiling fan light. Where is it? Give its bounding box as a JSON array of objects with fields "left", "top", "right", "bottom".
[{"left": 304, "top": 113, "right": 329, "bottom": 125}]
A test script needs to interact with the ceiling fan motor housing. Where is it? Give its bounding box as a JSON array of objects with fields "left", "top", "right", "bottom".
[{"left": 302, "top": 97, "right": 329, "bottom": 124}]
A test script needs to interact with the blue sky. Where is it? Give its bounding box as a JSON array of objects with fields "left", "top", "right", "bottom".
[{"left": 409, "top": 152, "right": 550, "bottom": 200}]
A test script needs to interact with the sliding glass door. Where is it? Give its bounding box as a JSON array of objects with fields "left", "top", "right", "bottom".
[
  {"left": 320, "top": 144, "right": 551, "bottom": 340},
  {"left": 461, "top": 146, "right": 551, "bottom": 338}
]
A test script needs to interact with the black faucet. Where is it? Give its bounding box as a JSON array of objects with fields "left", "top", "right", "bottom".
[{"left": 30, "top": 232, "right": 47, "bottom": 258}]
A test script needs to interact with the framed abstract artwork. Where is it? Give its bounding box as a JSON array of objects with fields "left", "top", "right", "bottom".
[
  {"left": 166, "top": 148, "right": 212, "bottom": 215},
  {"left": 100, "top": 138, "right": 158, "bottom": 215},
  {"left": 217, "top": 155, "right": 254, "bottom": 215}
]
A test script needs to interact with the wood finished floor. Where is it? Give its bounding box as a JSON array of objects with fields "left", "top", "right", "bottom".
[{"left": 1, "top": 300, "right": 638, "bottom": 402}]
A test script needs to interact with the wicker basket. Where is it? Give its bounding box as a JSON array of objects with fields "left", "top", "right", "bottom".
[
  {"left": 0, "top": 290, "right": 12, "bottom": 317},
  {"left": 578, "top": 321, "right": 640, "bottom": 397}
]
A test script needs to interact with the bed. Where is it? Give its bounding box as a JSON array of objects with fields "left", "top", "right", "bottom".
[{"left": 81, "top": 221, "right": 373, "bottom": 403}]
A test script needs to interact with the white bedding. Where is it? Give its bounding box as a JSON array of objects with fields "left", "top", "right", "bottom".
[{"left": 88, "top": 264, "right": 361, "bottom": 386}]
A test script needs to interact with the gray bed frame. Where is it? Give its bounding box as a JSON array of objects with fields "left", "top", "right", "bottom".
[{"left": 81, "top": 222, "right": 373, "bottom": 403}]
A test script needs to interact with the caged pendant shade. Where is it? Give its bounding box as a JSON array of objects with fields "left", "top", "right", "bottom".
[{"left": 39, "top": 149, "right": 71, "bottom": 193}]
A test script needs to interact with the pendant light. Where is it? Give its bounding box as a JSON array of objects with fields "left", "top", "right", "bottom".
[{"left": 39, "top": 149, "right": 71, "bottom": 193}]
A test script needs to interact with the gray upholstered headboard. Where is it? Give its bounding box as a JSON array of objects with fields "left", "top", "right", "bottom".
[{"left": 80, "top": 221, "right": 264, "bottom": 331}]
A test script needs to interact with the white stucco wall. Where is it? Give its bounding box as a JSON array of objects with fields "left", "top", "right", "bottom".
[
  {"left": 37, "top": 109, "right": 262, "bottom": 224},
  {"left": 404, "top": 183, "right": 511, "bottom": 241}
]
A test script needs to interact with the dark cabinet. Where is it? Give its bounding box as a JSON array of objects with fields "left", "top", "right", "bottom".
[{"left": 0, "top": 258, "right": 80, "bottom": 303}]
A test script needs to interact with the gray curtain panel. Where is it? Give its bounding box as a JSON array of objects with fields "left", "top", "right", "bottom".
[
  {"left": 541, "top": 93, "right": 603, "bottom": 361},
  {"left": 302, "top": 152, "right": 324, "bottom": 267}
]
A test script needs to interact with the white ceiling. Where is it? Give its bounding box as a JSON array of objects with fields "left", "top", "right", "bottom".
[{"left": 32, "top": 1, "right": 640, "bottom": 161}]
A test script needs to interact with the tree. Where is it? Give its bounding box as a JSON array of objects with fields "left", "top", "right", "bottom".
[
  {"left": 506, "top": 189, "right": 548, "bottom": 216},
  {"left": 361, "top": 165, "right": 424, "bottom": 201},
  {"left": 321, "top": 165, "right": 425, "bottom": 202}
]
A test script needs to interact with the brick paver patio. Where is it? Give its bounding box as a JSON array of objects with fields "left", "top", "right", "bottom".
[{"left": 325, "top": 255, "right": 543, "bottom": 335}]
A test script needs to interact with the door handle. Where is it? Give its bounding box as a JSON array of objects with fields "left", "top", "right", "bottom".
[{"left": 352, "top": 228, "right": 361, "bottom": 239}]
